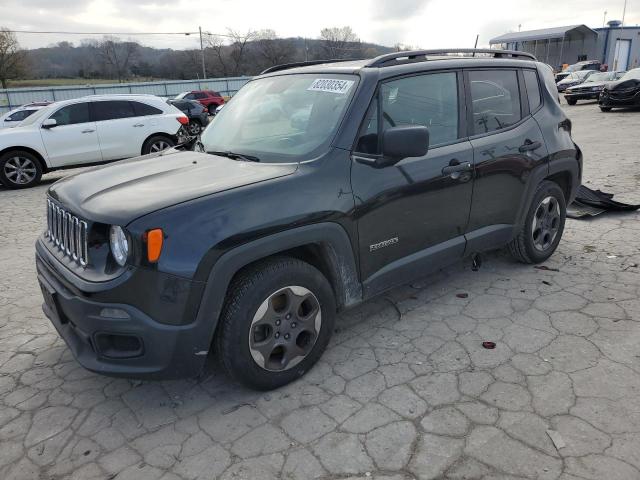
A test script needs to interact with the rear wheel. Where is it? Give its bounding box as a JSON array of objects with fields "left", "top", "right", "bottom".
[
  {"left": 216, "top": 256, "right": 336, "bottom": 390},
  {"left": 0, "top": 150, "right": 43, "bottom": 189},
  {"left": 187, "top": 120, "right": 202, "bottom": 136},
  {"left": 509, "top": 180, "right": 566, "bottom": 264},
  {"left": 599, "top": 106, "right": 612, "bottom": 112},
  {"left": 142, "top": 135, "right": 175, "bottom": 155}
]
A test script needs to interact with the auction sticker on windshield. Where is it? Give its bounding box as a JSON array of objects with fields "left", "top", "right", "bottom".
[{"left": 308, "top": 78, "right": 355, "bottom": 94}]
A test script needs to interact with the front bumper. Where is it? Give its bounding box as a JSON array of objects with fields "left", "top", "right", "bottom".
[
  {"left": 564, "top": 91, "right": 600, "bottom": 101},
  {"left": 36, "top": 240, "right": 212, "bottom": 379},
  {"left": 599, "top": 90, "right": 640, "bottom": 107}
]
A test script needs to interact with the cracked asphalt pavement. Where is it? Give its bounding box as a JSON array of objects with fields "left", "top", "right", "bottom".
[{"left": 1, "top": 102, "right": 640, "bottom": 480}]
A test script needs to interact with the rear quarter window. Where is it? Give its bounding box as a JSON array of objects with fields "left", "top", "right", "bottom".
[{"left": 523, "top": 70, "right": 542, "bottom": 112}]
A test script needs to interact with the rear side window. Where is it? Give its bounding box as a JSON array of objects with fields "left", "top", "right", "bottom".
[
  {"left": 92, "top": 101, "right": 136, "bottom": 121},
  {"left": 6, "top": 110, "right": 32, "bottom": 121},
  {"left": 132, "top": 101, "right": 162, "bottom": 116},
  {"left": 50, "top": 103, "right": 91, "bottom": 126},
  {"left": 469, "top": 70, "right": 521, "bottom": 135},
  {"left": 193, "top": 92, "right": 206, "bottom": 99},
  {"left": 523, "top": 70, "right": 542, "bottom": 112}
]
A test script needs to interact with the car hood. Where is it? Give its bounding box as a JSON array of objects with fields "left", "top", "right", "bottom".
[
  {"left": 48, "top": 149, "right": 298, "bottom": 225},
  {"left": 558, "top": 78, "right": 583, "bottom": 85},
  {"left": 605, "top": 78, "right": 640, "bottom": 91}
]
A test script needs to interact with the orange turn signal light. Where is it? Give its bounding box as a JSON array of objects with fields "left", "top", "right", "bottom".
[{"left": 145, "top": 229, "right": 164, "bottom": 263}]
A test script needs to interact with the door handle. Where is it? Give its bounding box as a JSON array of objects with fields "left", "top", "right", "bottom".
[
  {"left": 133, "top": 123, "right": 145, "bottom": 127},
  {"left": 81, "top": 129, "right": 95, "bottom": 133},
  {"left": 442, "top": 161, "right": 472, "bottom": 176},
  {"left": 519, "top": 139, "right": 542, "bottom": 152}
]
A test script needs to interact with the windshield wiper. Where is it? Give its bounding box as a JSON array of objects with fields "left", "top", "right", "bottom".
[{"left": 206, "top": 150, "right": 260, "bottom": 162}]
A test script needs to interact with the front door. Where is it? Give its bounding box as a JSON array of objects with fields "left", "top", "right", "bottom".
[
  {"left": 351, "top": 71, "right": 474, "bottom": 296},
  {"left": 40, "top": 102, "right": 102, "bottom": 168}
]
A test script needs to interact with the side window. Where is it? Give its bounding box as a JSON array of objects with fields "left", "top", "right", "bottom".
[
  {"left": 49, "top": 103, "right": 91, "bottom": 126},
  {"left": 382, "top": 73, "right": 459, "bottom": 147},
  {"left": 92, "top": 101, "right": 136, "bottom": 121},
  {"left": 193, "top": 92, "right": 206, "bottom": 99},
  {"left": 6, "top": 110, "right": 30, "bottom": 122},
  {"left": 184, "top": 93, "right": 196, "bottom": 100},
  {"left": 355, "top": 72, "right": 459, "bottom": 153},
  {"left": 131, "top": 101, "right": 163, "bottom": 116},
  {"left": 523, "top": 70, "right": 542, "bottom": 112},
  {"left": 469, "top": 70, "right": 521, "bottom": 135}
]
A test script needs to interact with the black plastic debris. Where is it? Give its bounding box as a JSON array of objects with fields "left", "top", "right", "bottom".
[
  {"left": 568, "top": 185, "right": 640, "bottom": 219},
  {"left": 482, "top": 341, "right": 496, "bottom": 349}
]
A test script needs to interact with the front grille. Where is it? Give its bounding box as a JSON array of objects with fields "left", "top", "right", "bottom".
[{"left": 46, "top": 198, "right": 89, "bottom": 267}]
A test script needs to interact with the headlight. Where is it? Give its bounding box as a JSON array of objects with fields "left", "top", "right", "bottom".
[{"left": 109, "top": 225, "right": 129, "bottom": 266}]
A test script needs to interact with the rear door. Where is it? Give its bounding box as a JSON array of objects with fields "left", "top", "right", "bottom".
[
  {"left": 40, "top": 102, "right": 102, "bottom": 167},
  {"left": 465, "top": 68, "right": 548, "bottom": 248},
  {"left": 92, "top": 100, "right": 160, "bottom": 160}
]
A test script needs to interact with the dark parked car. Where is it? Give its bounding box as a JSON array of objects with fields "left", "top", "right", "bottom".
[
  {"left": 36, "top": 49, "right": 582, "bottom": 389},
  {"left": 599, "top": 68, "right": 640, "bottom": 111},
  {"left": 174, "top": 90, "right": 225, "bottom": 111},
  {"left": 556, "top": 70, "right": 595, "bottom": 92},
  {"left": 555, "top": 60, "right": 601, "bottom": 82},
  {"left": 167, "top": 99, "right": 209, "bottom": 135},
  {"left": 564, "top": 71, "right": 625, "bottom": 105}
]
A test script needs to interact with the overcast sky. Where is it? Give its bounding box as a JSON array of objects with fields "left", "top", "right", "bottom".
[{"left": 1, "top": 0, "right": 637, "bottom": 50}]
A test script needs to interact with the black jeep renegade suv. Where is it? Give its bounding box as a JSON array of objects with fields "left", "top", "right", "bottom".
[{"left": 36, "top": 50, "right": 582, "bottom": 389}]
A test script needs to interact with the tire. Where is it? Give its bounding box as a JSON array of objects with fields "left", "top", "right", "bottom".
[
  {"left": 142, "top": 135, "right": 175, "bottom": 155},
  {"left": 0, "top": 150, "right": 43, "bottom": 189},
  {"left": 187, "top": 120, "right": 201, "bottom": 136},
  {"left": 566, "top": 98, "right": 577, "bottom": 105},
  {"left": 508, "top": 180, "right": 566, "bottom": 264},
  {"left": 599, "top": 106, "right": 612, "bottom": 112},
  {"left": 216, "top": 256, "right": 336, "bottom": 390}
]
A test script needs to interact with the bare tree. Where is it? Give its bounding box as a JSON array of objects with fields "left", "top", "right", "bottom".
[
  {"left": 254, "top": 29, "right": 294, "bottom": 69},
  {"left": 227, "top": 29, "right": 258, "bottom": 76},
  {"left": 98, "top": 36, "right": 139, "bottom": 82},
  {"left": 319, "top": 26, "right": 361, "bottom": 59},
  {"left": 0, "top": 28, "right": 27, "bottom": 89},
  {"left": 205, "top": 34, "right": 230, "bottom": 77}
]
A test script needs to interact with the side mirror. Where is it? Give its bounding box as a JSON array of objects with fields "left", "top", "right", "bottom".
[
  {"left": 382, "top": 125, "right": 430, "bottom": 162},
  {"left": 42, "top": 118, "right": 57, "bottom": 129}
]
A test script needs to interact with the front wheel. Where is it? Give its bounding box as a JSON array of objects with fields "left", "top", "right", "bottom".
[
  {"left": 142, "top": 135, "right": 175, "bottom": 155},
  {"left": 216, "top": 257, "right": 336, "bottom": 390},
  {"left": 566, "top": 98, "right": 577, "bottom": 105},
  {"left": 509, "top": 180, "right": 566, "bottom": 264},
  {"left": 0, "top": 150, "right": 43, "bottom": 189},
  {"left": 599, "top": 106, "right": 612, "bottom": 112}
]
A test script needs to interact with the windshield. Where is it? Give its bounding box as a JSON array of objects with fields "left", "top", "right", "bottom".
[
  {"left": 200, "top": 74, "right": 358, "bottom": 163},
  {"left": 585, "top": 72, "right": 613, "bottom": 82},
  {"left": 17, "top": 104, "right": 55, "bottom": 127},
  {"left": 620, "top": 68, "right": 640, "bottom": 81}
]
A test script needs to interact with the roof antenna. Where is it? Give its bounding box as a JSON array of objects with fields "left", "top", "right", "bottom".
[{"left": 473, "top": 34, "right": 479, "bottom": 56}]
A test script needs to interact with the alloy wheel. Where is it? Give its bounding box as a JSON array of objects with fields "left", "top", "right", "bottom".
[
  {"left": 249, "top": 286, "right": 321, "bottom": 372},
  {"left": 4, "top": 156, "right": 37, "bottom": 185},
  {"left": 531, "top": 196, "right": 561, "bottom": 251},
  {"left": 150, "top": 140, "right": 171, "bottom": 152}
]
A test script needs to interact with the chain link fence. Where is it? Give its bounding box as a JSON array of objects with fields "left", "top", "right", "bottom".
[{"left": 0, "top": 76, "right": 252, "bottom": 114}]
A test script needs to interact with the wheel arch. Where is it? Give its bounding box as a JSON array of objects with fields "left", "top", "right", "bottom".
[
  {"left": 141, "top": 132, "right": 178, "bottom": 155},
  {"left": 0, "top": 146, "right": 49, "bottom": 172},
  {"left": 193, "top": 222, "right": 361, "bottom": 349}
]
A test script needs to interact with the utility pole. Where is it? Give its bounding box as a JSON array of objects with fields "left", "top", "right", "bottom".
[
  {"left": 199, "top": 26, "right": 207, "bottom": 79},
  {"left": 603, "top": 10, "right": 607, "bottom": 28}
]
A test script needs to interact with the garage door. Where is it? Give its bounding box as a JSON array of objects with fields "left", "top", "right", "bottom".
[{"left": 613, "top": 39, "right": 631, "bottom": 71}]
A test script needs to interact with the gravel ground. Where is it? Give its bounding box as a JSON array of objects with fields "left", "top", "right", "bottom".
[{"left": 1, "top": 100, "right": 639, "bottom": 480}]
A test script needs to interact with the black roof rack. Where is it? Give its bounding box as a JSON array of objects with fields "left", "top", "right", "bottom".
[
  {"left": 366, "top": 49, "right": 537, "bottom": 67},
  {"left": 260, "top": 58, "right": 362, "bottom": 75}
]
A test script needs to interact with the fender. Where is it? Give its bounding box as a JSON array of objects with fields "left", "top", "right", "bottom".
[{"left": 193, "top": 222, "right": 362, "bottom": 348}]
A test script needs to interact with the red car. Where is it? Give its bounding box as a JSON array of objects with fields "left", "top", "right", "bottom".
[{"left": 174, "top": 90, "right": 225, "bottom": 112}]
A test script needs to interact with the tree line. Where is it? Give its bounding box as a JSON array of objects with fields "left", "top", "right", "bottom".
[{"left": 0, "top": 26, "right": 396, "bottom": 87}]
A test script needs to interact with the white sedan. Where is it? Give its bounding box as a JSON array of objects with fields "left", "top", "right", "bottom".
[
  {"left": 0, "top": 103, "right": 49, "bottom": 129},
  {"left": 0, "top": 95, "right": 188, "bottom": 188}
]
